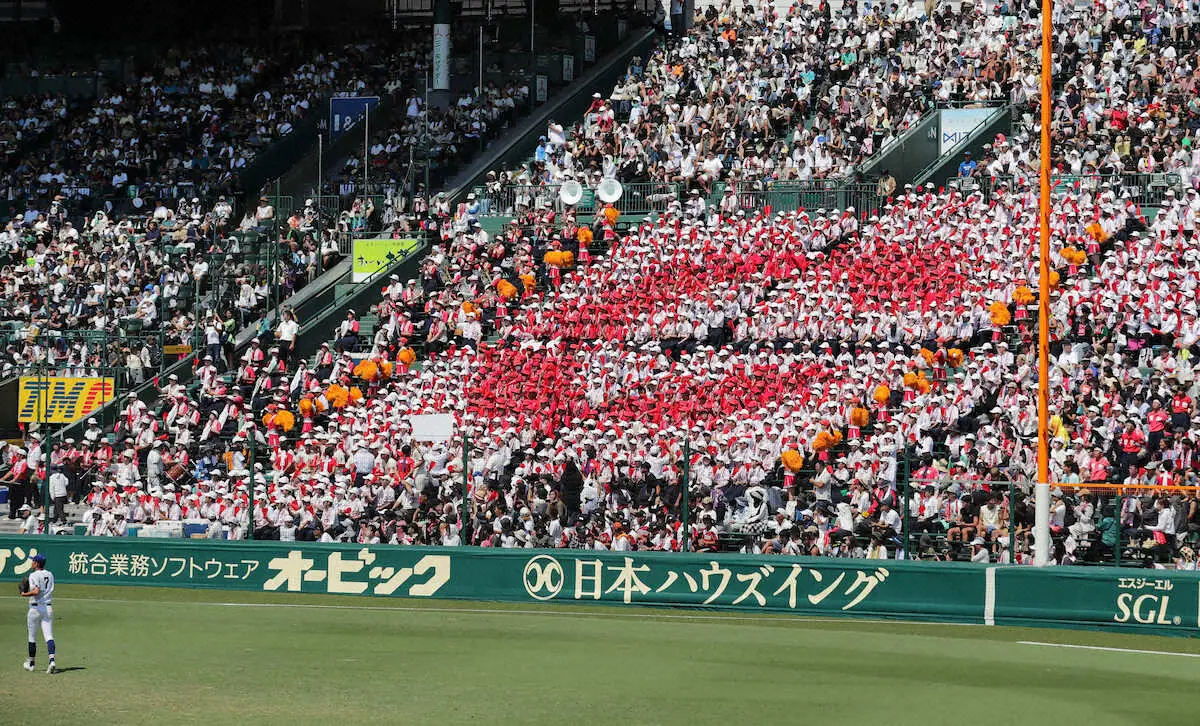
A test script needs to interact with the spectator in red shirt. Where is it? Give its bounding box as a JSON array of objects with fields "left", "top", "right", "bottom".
[
  {"left": 1117, "top": 421, "right": 1146, "bottom": 482},
  {"left": 1146, "top": 399, "right": 1171, "bottom": 453},
  {"left": 1171, "top": 390, "right": 1194, "bottom": 432}
]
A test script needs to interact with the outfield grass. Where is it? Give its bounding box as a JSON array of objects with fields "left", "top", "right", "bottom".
[{"left": 2, "top": 585, "right": 1199, "bottom": 725}]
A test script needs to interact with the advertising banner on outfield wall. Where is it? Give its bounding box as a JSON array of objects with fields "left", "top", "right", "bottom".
[
  {"left": 1, "top": 537, "right": 1198, "bottom": 637},
  {"left": 992, "top": 567, "right": 1200, "bottom": 635}
]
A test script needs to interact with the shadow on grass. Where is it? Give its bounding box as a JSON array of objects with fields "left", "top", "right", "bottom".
[{"left": 54, "top": 666, "right": 86, "bottom": 674}]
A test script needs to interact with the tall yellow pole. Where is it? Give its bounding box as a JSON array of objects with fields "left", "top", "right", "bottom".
[{"left": 1033, "top": 0, "right": 1053, "bottom": 566}]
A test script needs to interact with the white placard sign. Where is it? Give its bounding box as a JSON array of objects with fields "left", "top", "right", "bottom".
[{"left": 409, "top": 413, "right": 455, "bottom": 441}]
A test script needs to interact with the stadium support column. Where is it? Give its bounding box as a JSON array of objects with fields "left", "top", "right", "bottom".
[
  {"left": 529, "top": 0, "right": 536, "bottom": 111},
  {"left": 41, "top": 365, "right": 49, "bottom": 536},
  {"left": 680, "top": 438, "right": 689, "bottom": 552},
  {"left": 431, "top": 0, "right": 452, "bottom": 110},
  {"left": 460, "top": 432, "right": 470, "bottom": 544},
  {"left": 900, "top": 453, "right": 910, "bottom": 560},
  {"left": 248, "top": 428, "right": 256, "bottom": 541},
  {"left": 684, "top": 0, "right": 694, "bottom": 32},
  {"left": 1033, "top": 0, "right": 1053, "bottom": 567}
]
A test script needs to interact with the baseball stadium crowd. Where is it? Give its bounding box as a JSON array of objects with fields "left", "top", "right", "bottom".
[
  {"left": 3, "top": 0, "right": 1200, "bottom": 571},
  {"left": 338, "top": 78, "right": 531, "bottom": 204}
]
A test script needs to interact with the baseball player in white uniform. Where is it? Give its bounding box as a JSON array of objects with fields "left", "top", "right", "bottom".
[{"left": 20, "top": 553, "right": 56, "bottom": 674}]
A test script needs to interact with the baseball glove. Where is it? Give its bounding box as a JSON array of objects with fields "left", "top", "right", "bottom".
[{"left": 18, "top": 576, "right": 29, "bottom": 596}]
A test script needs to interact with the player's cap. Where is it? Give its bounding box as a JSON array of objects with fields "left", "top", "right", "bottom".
[{"left": 30, "top": 554, "right": 45, "bottom": 565}]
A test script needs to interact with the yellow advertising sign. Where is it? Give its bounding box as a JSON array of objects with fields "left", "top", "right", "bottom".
[
  {"left": 351, "top": 238, "right": 419, "bottom": 282},
  {"left": 18, "top": 376, "right": 116, "bottom": 424}
]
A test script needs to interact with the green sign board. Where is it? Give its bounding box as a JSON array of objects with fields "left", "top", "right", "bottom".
[
  {"left": 1, "top": 536, "right": 1198, "bottom": 636},
  {"left": 351, "top": 238, "right": 418, "bottom": 282},
  {"left": 994, "top": 567, "right": 1200, "bottom": 634}
]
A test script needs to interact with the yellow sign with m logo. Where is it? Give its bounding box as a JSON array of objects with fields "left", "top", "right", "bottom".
[{"left": 18, "top": 377, "right": 116, "bottom": 424}]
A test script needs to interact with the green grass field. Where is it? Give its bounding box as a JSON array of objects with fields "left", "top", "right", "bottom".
[{"left": 2, "top": 585, "right": 1199, "bottom": 725}]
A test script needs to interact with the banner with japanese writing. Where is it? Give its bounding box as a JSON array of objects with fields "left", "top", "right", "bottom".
[
  {"left": 0, "top": 537, "right": 982, "bottom": 620},
  {"left": 1, "top": 536, "right": 1197, "bottom": 635}
]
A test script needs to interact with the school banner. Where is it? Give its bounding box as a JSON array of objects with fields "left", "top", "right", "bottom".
[
  {"left": 351, "top": 238, "right": 418, "bottom": 282},
  {"left": 2, "top": 536, "right": 1197, "bottom": 636},
  {"left": 17, "top": 376, "right": 115, "bottom": 424}
]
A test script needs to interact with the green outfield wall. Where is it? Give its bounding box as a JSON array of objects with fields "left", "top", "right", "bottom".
[{"left": 1, "top": 537, "right": 1197, "bottom": 637}]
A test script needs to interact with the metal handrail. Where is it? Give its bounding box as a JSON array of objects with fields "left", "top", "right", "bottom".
[
  {"left": 472, "top": 181, "right": 682, "bottom": 216},
  {"left": 949, "top": 173, "right": 1183, "bottom": 207},
  {"left": 297, "top": 232, "right": 431, "bottom": 339}
]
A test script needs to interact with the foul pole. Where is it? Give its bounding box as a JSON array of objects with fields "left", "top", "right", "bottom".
[{"left": 1034, "top": 0, "right": 1053, "bottom": 566}]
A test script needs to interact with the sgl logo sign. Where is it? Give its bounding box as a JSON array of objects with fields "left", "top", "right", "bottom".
[
  {"left": 1111, "top": 577, "right": 1192, "bottom": 627},
  {"left": 1113, "top": 592, "right": 1182, "bottom": 626}
]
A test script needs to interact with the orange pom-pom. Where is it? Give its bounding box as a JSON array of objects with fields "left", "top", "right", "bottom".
[
  {"left": 1061, "top": 246, "right": 1088, "bottom": 265},
  {"left": 519, "top": 273, "right": 536, "bottom": 292},
  {"left": 873, "top": 385, "right": 891, "bottom": 404},
  {"left": 398, "top": 347, "right": 416, "bottom": 366},
  {"left": 917, "top": 378, "right": 932, "bottom": 395},
  {"left": 1013, "top": 285, "right": 1034, "bottom": 305},
  {"left": 850, "top": 407, "right": 870, "bottom": 428},
  {"left": 947, "top": 348, "right": 964, "bottom": 367},
  {"left": 326, "top": 384, "right": 349, "bottom": 408},
  {"left": 543, "top": 251, "right": 575, "bottom": 268},
  {"left": 989, "top": 301, "right": 1011, "bottom": 326},
  {"left": 1048, "top": 269, "right": 1060, "bottom": 287},
  {"left": 349, "top": 387, "right": 363, "bottom": 403},
  {"left": 496, "top": 279, "right": 518, "bottom": 300},
  {"left": 919, "top": 348, "right": 935, "bottom": 366},
  {"left": 903, "top": 372, "right": 918, "bottom": 388},
  {"left": 781, "top": 449, "right": 804, "bottom": 473},
  {"left": 380, "top": 361, "right": 394, "bottom": 379},
  {"left": 274, "top": 410, "right": 295, "bottom": 433},
  {"left": 353, "top": 359, "right": 379, "bottom": 382}
]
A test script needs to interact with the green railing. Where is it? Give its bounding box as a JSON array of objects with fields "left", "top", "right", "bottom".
[
  {"left": 709, "top": 180, "right": 883, "bottom": 218},
  {"left": 949, "top": 173, "right": 1184, "bottom": 207},
  {"left": 473, "top": 181, "right": 681, "bottom": 216}
]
